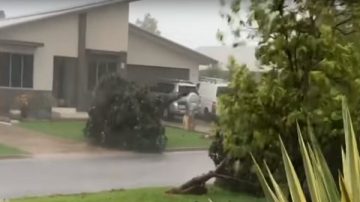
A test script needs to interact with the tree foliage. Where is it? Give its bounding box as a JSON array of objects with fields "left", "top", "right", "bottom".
[
  {"left": 210, "top": 0, "right": 360, "bottom": 194},
  {"left": 84, "top": 74, "right": 182, "bottom": 152},
  {"left": 135, "top": 13, "right": 161, "bottom": 35}
]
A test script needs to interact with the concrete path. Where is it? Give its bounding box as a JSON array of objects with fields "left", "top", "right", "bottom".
[
  {"left": 0, "top": 124, "right": 106, "bottom": 155},
  {"left": 0, "top": 151, "right": 213, "bottom": 199}
]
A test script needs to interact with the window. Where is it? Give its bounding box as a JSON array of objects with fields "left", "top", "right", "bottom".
[
  {"left": 88, "top": 60, "right": 117, "bottom": 90},
  {"left": 0, "top": 52, "right": 33, "bottom": 88}
]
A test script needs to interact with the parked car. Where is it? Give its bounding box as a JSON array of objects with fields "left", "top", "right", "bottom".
[
  {"left": 152, "top": 79, "right": 201, "bottom": 119},
  {"left": 198, "top": 80, "right": 229, "bottom": 116}
]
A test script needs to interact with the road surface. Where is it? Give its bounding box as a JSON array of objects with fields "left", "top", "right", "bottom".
[{"left": 0, "top": 151, "right": 213, "bottom": 199}]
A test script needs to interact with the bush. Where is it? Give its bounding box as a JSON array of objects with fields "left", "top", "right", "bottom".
[
  {"left": 84, "top": 73, "right": 178, "bottom": 152},
  {"left": 254, "top": 101, "right": 360, "bottom": 201},
  {"left": 211, "top": 0, "right": 360, "bottom": 194}
]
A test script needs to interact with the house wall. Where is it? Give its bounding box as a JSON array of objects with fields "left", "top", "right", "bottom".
[
  {"left": 0, "top": 14, "right": 79, "bottom": 91},
  {"left": 86, "top": 3, "right": 129, "bottom": 52},
  {"left": 0, "top": 2, "right": 129, "bottom": 92},
  {"left": 127, "top": 29, "right": 200, "bottom": 82}
]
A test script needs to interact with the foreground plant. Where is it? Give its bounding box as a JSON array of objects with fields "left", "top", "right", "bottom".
[
  {"left": 253, "top": 100, "right": 360, "bottom": 202},
  {"left": 210, "top": 0, "right": 360, "bottom": 193}
]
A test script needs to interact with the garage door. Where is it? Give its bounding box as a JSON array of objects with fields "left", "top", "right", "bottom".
[{"left": 127, "top": 64, "right": 190, "bottom": 86}]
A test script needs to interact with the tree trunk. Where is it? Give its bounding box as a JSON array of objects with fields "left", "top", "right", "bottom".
[{"left": 166, "top": 159, "right": 242, "bottom": 195}]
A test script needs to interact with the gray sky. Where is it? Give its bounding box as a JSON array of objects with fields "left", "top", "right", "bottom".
[
  {"left": 1, "top": 0, "right": 235, "bottom": 49},
  {"left": 129, "top": 0, "right": 229, "bottom": 49}
]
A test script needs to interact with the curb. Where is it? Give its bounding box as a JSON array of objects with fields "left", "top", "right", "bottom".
[{"left": 0, "top": 154, "right": 31, "bottom": 160}]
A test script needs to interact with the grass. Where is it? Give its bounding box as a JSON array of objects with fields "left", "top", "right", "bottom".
[
  {"left": 0, "top": 143, "right": 26, "bottom": 157},
  {"left": 166, "top": 127, "right": 211, "bottom": 149},
  {"left": 14, "top": 186, "right": 265, "bottom": 202},
  {"left": 19, "top": 121, "right": 86, "bottom": 141},
  {"left": 18, "top": 121, "right": 211, "bottom": 149}
]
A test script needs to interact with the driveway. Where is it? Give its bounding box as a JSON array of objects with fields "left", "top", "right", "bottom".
[
  {"left": 0, "top": 151, "right": 213, "bottom": 199},
  {"left": 0, "top": 124, "right": 106, "bottom": 156}
]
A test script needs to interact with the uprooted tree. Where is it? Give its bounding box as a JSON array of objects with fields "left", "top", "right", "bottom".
[
  {"left": 169, "top": 0, "right": 360, "bottom": 195},
  {"left": 84, "top": 73, "right": 183, "bottom": 152}
]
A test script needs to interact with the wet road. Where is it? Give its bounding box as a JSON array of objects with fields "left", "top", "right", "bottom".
[{"left": 0, "top": 151, "right": 213, "bottom": 199}]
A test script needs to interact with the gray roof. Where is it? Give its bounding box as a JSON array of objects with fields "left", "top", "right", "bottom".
[
  {"left": 0, "top": 0, "right": 131, "bottom": 29},
  {"left": 129, "top": 23, "right": 218, "bottom": 64},
  {"left": 197, "top": 45, "right": 263, "bottom": 71}
]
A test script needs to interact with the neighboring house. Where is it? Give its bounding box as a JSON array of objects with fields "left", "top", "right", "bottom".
[
  {"left": 127, "top": 24, "right": 216, "bottom": 85},
  {"left": 197, "top": 45, "right": 262, "bottom": 72},
  {"left": 0, "top": 0, "right": 216, "bottom": 118}
]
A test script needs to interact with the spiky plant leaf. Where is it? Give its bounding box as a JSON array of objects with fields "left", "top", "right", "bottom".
[
  {"left": 342, "top": 99, "right": 360, "bottom": 202},
  {"left": 279, "top": 138, "right": 307, "bottom": 202},
  {"left": 339, "top": 176, "right": 351, "bottom": 202},
  {"left": 304, "top": 122, "right": 340, "bottom": 202},
  {"left": 251, "top": 154, "right": 279, "bottom": 202},
  {"left": 264, "top": 162, "right": 288, "bottom": 202},
  {"left": 297, "top": 125, "right": 321, "bottom": 202}
]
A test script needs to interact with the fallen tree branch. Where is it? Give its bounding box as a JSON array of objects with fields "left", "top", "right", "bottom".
[{"left": 166, "top": 159, "right": 234, "bottom": 195}]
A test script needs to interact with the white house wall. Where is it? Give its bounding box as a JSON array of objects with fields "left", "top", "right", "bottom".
[
  {"left": 0, "top": 14, "right": 79, "bottom": 91},
  {"left": 0, "top": 2, "right": 129, "bottom": 91},
  {"left": 86, "top": 3, "right": 129, "bottom": 52},
  {"left": 127, "top": 30, "right": 200, "bottom": 82}
]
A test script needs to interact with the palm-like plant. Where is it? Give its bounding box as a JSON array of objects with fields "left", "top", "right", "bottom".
[{"left": 253, "top": 99, "right": 360, "bottom": 202}]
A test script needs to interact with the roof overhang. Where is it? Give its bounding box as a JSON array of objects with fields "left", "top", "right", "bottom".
[
  {"left": 0, "top": 39, "right": 44, "bottom": 47},
  {"left": 0, "top": 0, "right": 135, "bottom": 30},
  {"left": 129, "top": 23, "right": 218, "bottom": 65}
]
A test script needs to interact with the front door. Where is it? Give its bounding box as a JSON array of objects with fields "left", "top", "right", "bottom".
[{"left": 52, "top": 56, "right": 77, "bottom": 107}]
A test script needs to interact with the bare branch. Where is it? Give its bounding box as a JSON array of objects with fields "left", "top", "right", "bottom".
[
  {"left": 334, "top": 17, "right": 353, "bottom": 28},
  {"left": 335, "top": 27, "right": 357, "bottom": 35}
]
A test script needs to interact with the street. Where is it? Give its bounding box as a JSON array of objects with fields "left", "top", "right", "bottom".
[{"left": 0, "top": 151, "right": 213, "bottom": 199}]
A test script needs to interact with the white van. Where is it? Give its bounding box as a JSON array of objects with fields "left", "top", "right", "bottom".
[{"left": 198, "top": 80, "right": 229, "bottom": 116}]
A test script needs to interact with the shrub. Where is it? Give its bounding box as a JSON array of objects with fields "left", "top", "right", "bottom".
[
  {"left": 84, "top": 73, "right": 179, "bottom": 152},
  {"left": 254, "top": 100, "right": 360, "bottom": 202},
  {"left": 210, "top": 0, "right": 360, "bottom": 194}
]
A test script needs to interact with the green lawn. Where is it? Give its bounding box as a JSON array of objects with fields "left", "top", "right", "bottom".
[
  {"left": 19, "top": 121, "right": 86, "bottom": 141},
  {"left": 0, "top": 143, "right": 25, "bottom": 157},
  {"left": 18, "top": 121, "right": 211, "bottom": 149},
  {"left": 166, "top": 127, "right": 211, "bottom": 149},
  {"left": 14, "top": 187, "right": 265, "bottom": 202}
]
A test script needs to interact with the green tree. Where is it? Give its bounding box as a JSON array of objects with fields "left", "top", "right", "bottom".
[
  {"left": 210, "top": 0, "right": 360, "bottom": 194},
  {"left": 135, "top": 13, "right": 161, "bottom": 35}
]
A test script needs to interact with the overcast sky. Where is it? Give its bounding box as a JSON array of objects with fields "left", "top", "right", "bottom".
[
  {"left": 0, "top": 0, "right": 240, "bottom": 49},
  {"left": 129, "top": 0, "right": 230, "bottom": 49}
]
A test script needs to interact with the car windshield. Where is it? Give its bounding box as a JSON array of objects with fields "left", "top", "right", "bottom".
[
  {"left": 178, "top": 85, "right": 197, "bottom": 95},
  {"left": 216, "top": 86, "right": 230, "bottom": 97}
]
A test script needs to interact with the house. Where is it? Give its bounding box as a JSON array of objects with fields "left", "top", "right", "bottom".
[
  {"left": 127, "top": 24, "right": 216, "bottom": 85},
  {"left": 197, "top": 45, "right": 260, "bottom": 71},
  {"left": 0, "top": 0, "right": 217, "bottom": 118}
]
